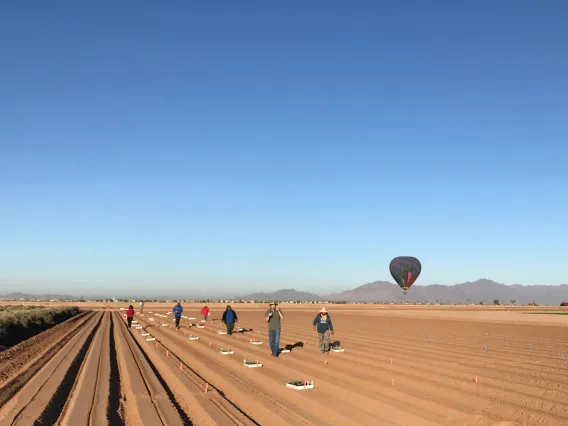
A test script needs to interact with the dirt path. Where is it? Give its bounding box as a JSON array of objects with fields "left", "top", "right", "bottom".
[{"left": 2, "top": 305, "right": 568, "bottom": 425}]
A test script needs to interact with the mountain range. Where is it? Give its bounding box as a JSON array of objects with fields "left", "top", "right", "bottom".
[
  {"left": 2, "top": 279, "right": 568, "bottom": 305},
  {"left": 238, "top": 279, "right": 568, "bottom": 305}
]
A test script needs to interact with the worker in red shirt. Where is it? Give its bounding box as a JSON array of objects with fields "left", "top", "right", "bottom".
[
  {"left": 201, "top": 306, "right": 210, "bottom": 322},
  {"left": 126, "top": 305, "right": 135, "bottom": 329}
]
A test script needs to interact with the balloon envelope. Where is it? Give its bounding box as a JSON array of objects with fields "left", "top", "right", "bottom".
[{"left": 389, "top": 256, "right": 421, "bottom": 293}]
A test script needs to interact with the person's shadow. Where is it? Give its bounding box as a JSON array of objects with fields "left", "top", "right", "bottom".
[{"left": 284, "top": 342, "right": 304, "bottom": 352}]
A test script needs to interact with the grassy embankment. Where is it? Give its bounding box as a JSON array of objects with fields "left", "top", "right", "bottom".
[{"left": 0, "top": 305, "right": 80, "bottom": 351}]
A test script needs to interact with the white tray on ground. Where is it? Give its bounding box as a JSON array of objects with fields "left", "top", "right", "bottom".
[
  {"left": 200, "top": 320, "right": 206, "bottom": 323},
  {"left": 280, "top": 349, "right": 290, "bottom": 353},
  {"left": 250, "top": 340, "right": 262, "bottom": 345},
  {"left": 189, "top": 336, "right": 199, "bottom": 340},
  {"left": 146, "top": 337, "right": 156, "bottom": 341},
  {"left": 141, "top": 333, "right": 149, "bottom": 337},
  {"left": 218, "top": 330, "right": 227, "bottom": 335},
  {"left": 330, "top": 347, "right": 345, "bottom": 352},
  {"left": 286, "top": 381, "right": 314, "bottom": 390},
  {"left": 161, "top": 324, "right": 169, "bottom": 327},
  {"left": 189, "top": 317, "right": 196, "bottom": 320},
  {"left": 243, "top": 360, "right": 263, "bottom": 368},
  {"left": 220, "top": 349, "right": 234, "bottom": 355},
  {"left": 196, "top": 325, "right": 205, "bottom": 329}
]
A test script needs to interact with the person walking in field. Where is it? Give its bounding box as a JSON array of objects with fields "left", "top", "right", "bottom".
[
  {"left": 312, "top": 307, "right": 334, "bottom": 353},
  {"left": 126, "top": 305, "right": 135, "bottom": 329},
  {"left": 201, "top": 305, "right": 210, "bottom": 321},
  {"left": 139, "top": 301, "right": 144, "bottom": 314},
  {"left": 265, "top": 302, "right": 283, "bottom": 357},
  {"left": 173, "top": 302, "right": 183, "bottom": 329},
  {"left": 221, "top": 305, "right": 238, "bottom": 335}
]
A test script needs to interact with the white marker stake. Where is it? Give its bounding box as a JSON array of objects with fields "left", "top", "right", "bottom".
[{"left": 391, "top": 378, "right": 394, "bottom": 387}]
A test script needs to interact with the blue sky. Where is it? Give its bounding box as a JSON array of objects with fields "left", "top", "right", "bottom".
[{"left": 1, "top": 1, "right": 567, "bottom": 296}]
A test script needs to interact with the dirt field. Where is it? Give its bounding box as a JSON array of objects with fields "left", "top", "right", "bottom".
[{"left": 1, "top": 303, "right": 568, "bottom": 425}]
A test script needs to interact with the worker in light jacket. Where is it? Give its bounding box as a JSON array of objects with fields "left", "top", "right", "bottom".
[
  {"left": 221, "top": 305, "right": 238, "bottom": 335},
  {"left": 312, "top": 307, "right": 334, "bottom": 353}
]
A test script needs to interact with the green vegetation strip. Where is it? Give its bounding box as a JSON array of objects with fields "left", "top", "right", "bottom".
[{"left": 0, "top": 306, "right": 80, "bottom": 351}]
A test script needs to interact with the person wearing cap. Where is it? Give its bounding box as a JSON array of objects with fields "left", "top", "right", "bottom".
[
  {"left": 312, "top": 307, "right": 334, "bottom": 353},
  {"left": 265, "top": 302, "right": 284, "bottom": 357}
]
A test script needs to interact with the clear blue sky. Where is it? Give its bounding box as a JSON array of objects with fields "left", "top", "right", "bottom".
[{"left": 1, "top": 1, "right": 567, "bottom": 296}]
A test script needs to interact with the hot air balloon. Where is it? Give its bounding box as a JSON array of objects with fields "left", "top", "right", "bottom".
[{"left": 389, "top": 256, "right": 421, "bottom": 294}]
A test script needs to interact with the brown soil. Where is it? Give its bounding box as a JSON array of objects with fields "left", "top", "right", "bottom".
[{"left": 0, "top": 303, "right": 567, "bottom": 425}]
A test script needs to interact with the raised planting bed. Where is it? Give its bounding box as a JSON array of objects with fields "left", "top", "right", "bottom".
[
  {"left": 217, "top": 330, "right": 227, "bottom": 335},
  {"left": 286, "top": 380, "right": 314, "bottom": 390},
  {"left": 243, "top": 359, "right": 263, "bottom": 368},
  {"left": 220, "top": 348, "right": 235, "bottom": 355},
  {"left": 330, "top": 346, "right": 345, "bottom": 352},
  {"left": 250, "top": 339, "right": 262, "bottom": 345},
  {"left": 188, "top": 335, "right": 199, "bottom": 340}
]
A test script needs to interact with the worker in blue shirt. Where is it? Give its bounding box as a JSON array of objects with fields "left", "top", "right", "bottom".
[
  {"left": 173, "top": 302, "right": 183, "bottom": 329},
  {"left": 221, "top": 305, "right": 238, "bottom": 335}
]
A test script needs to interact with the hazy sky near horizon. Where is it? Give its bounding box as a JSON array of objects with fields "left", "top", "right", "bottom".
[{"left": 1, "top": 1, "right": 567, "bottom": 296}]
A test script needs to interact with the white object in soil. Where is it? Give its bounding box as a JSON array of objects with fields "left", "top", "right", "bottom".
[
  {"left": 146, "top": 337, "right": 156, "bottom": 341},
  {"left": 189, "top": 317, "right": 196, "bottom": 320},
  {"left": 220, "top": 349, "right": 235, "bottom": 355},
  {"left": 161, "top": 324, "right": 169, "bottom": 327},
  {"left": 250, "top": 340, "right": 262, "bottom": 345},
  {"left": 238, "top": 327, "right": 245, "bottom": 332},
  {"left": 189, "top": 336, "right": 199, "bottom": 340},
  {"left": 218, "top": 330, "right": 227, "bottom": 335},
  {"left": 243, "top": 359, "right": 263, "bottom": 368},
  {"left": 141, "top": 333, "right": 149, "bottom": 336},
  {"left": 196, "top": 325, "right": 205, "bottom": 329},
  {"left": 286, "top": 381, "right": 314, "bottom": 390},
  {"left": 330, "top": 347, "right": 345, "bottom": 352},
  {"left": 201, "top": 320, "right": 206, "bottom": 323},
  {"left": 280, "top": 349, "right": 290, "bottom": 353}
]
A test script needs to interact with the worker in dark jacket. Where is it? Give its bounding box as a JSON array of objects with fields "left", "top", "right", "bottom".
[
  {"left": 173, "top": 302, "right": 183, "bottom": 329},
  {"left": 221, "top": 305, "right": 238, "bottom": 335},
  {"left": 312, "top": 307, "right": 334, "bottom": 353},
  {"left": 126, "top": 305, "right": 135, "bottom": 329}
]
